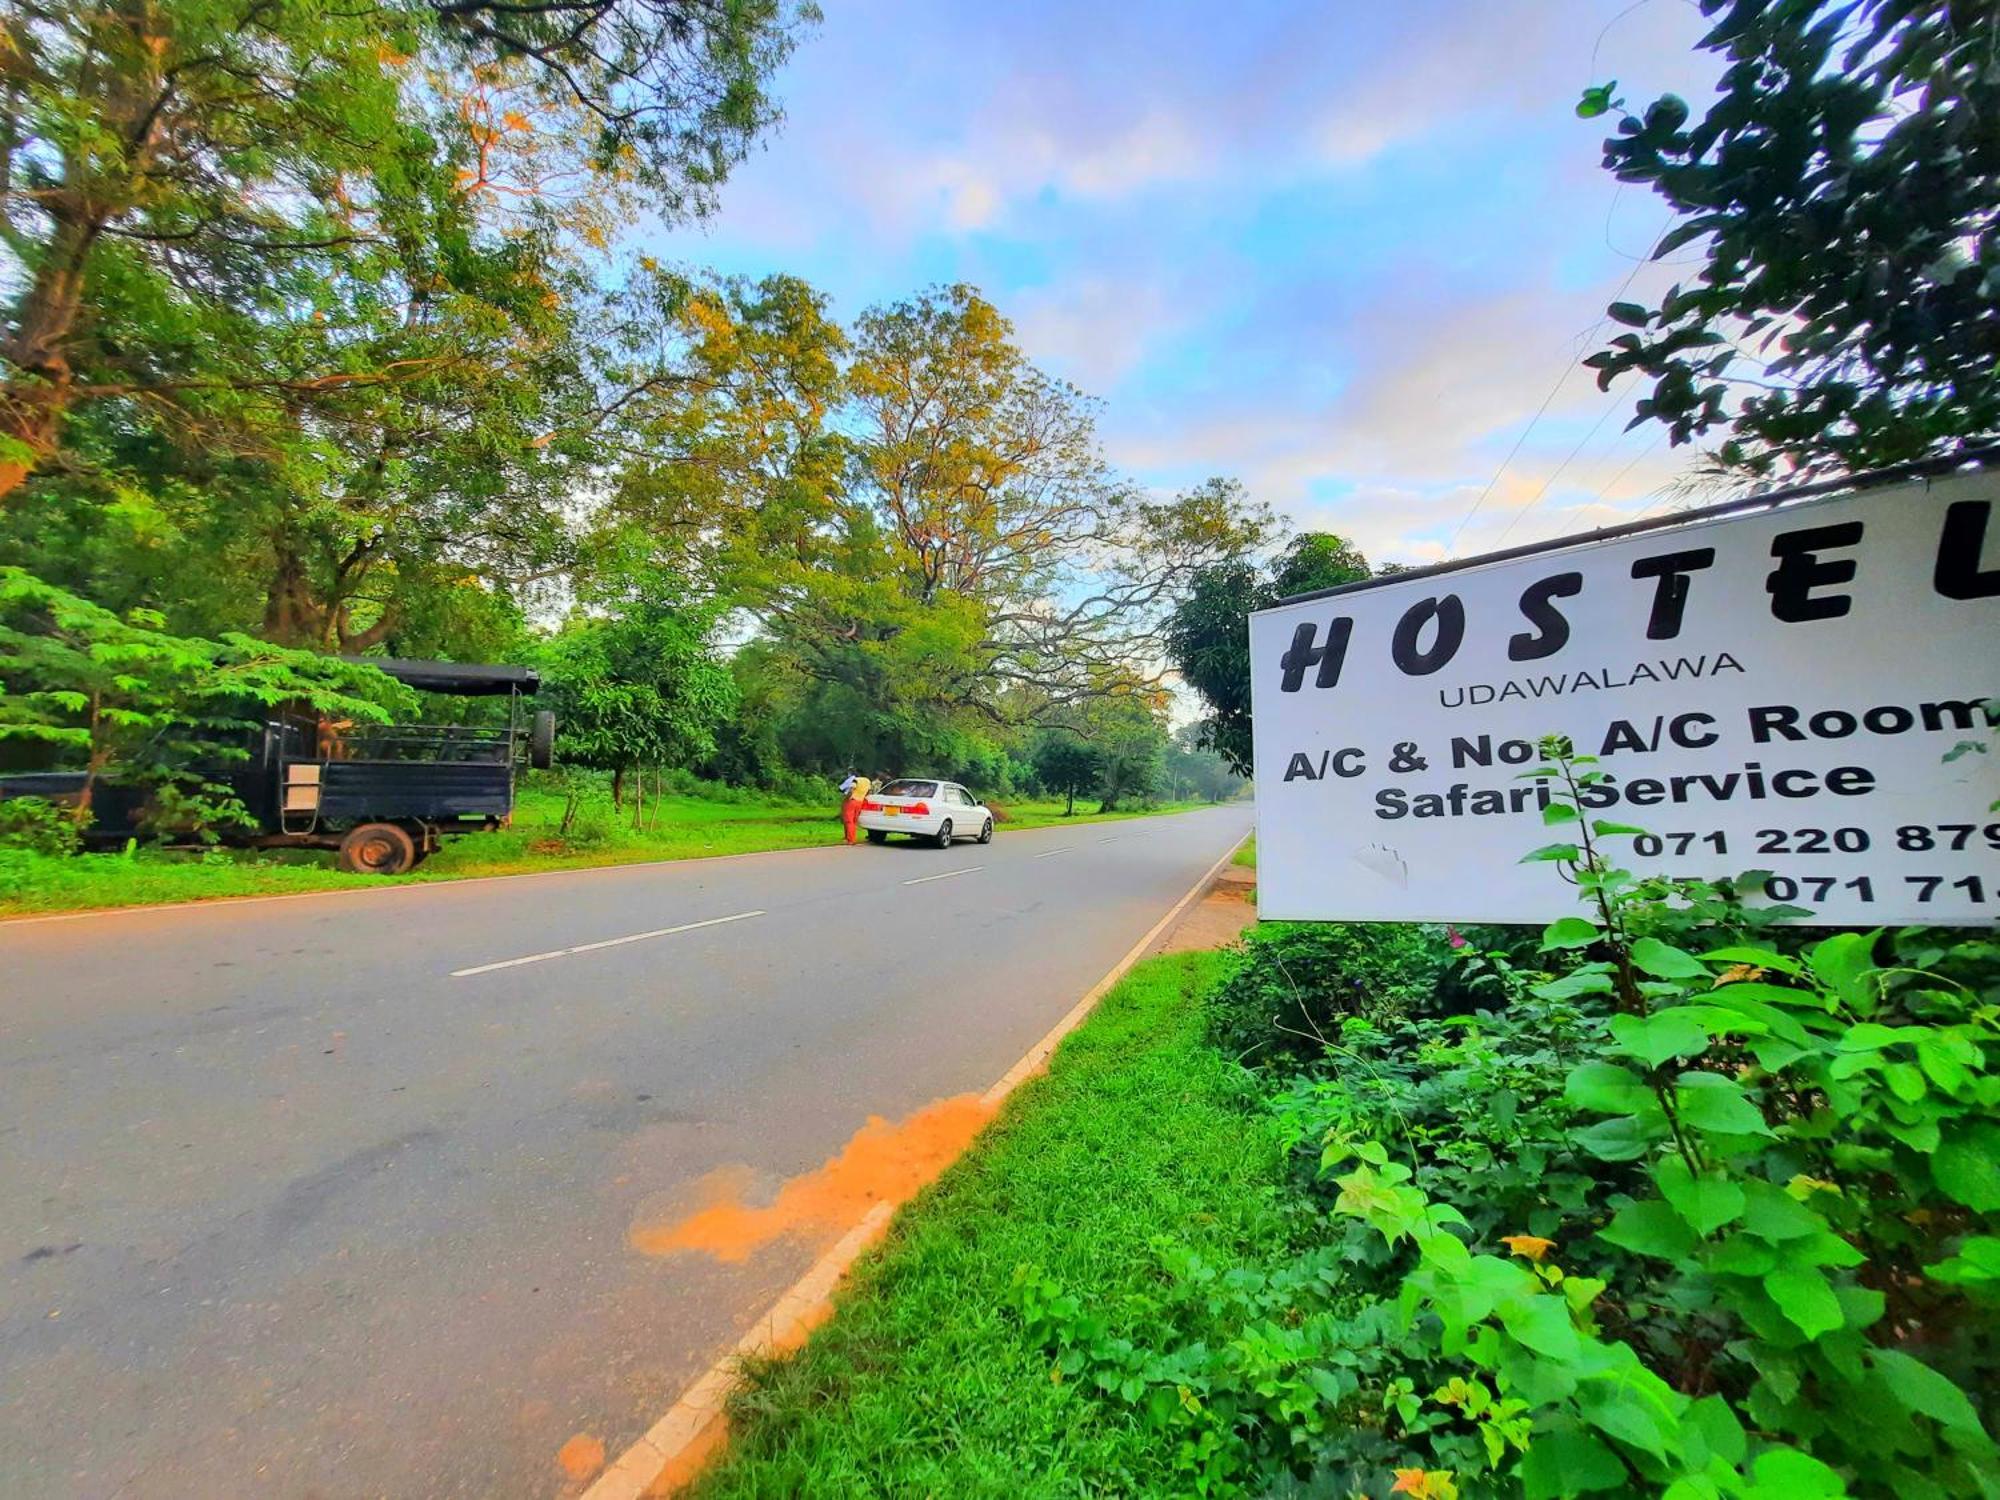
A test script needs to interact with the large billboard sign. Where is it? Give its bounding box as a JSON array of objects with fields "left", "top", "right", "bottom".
[{"left": 1249, "top": 470, "right": 2000, "bottom": 925}]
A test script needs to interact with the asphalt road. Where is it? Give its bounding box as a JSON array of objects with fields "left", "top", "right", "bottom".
[{"left": 0, "top": 804, "right": 1251, "bottom": 1499}]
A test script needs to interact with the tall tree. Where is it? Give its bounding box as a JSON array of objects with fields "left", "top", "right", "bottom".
[
  {"left": 0, "top": 0, "right": 807, "bottom": 501},
  {"left": 581, "top": 266, "right": 850, "bottom": 597},
  {"left": 1166, "top": 532, "right": 1370, "bottom": 775},
  {"left": 1031, "top": 733, "right": 1099, "bottom": 817},
  {"left": 585, "top": 279, "right": 1271, "bottom": 731},
  {"left": 1581, "top": 0, "right": 1999, "bottom": 478},
  {"left": 537, "top": 571, "right": 738, "bottom": 805}
]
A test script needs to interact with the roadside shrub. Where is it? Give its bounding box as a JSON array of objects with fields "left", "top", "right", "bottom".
[
  {"left": 0, "top": 795, "right": 80, "bottom": 856},
  {"left": 1020, "top": 744, "right": 2000, "bottom": 1499},
  {"left": 1205, "top": 921, "right": 1451, "bottom": 1064}
]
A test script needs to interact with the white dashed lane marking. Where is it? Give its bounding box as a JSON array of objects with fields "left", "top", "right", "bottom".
[
  {"left": 900, "top": 866, "right": 984, "bottom": 887},
  {"left": 450, "top": 910, "right": 766, "bottom": 977}
]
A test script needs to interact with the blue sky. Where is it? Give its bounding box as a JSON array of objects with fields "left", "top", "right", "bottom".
[{"left": 653, "top": 0, "right": 1728, "bottom": 567}]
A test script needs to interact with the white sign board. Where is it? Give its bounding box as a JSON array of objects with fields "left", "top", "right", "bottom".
[{"left": 1250, "top": 471, "right": 2000, "bottom": 925}]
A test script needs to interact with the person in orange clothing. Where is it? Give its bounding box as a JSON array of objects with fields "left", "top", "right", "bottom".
[{"left": 838, "top": 768, "right": 871, "bottom": 845}]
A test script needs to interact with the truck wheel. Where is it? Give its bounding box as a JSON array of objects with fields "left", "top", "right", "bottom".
[
  {"left": 529, "top": 710, "right": 557, "bottom": 770},
  {"left": 338, "top": 822, "right": 418, "bottom": 875}
]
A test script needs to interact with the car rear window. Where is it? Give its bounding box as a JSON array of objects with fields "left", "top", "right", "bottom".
[{"left": 877, "top": 779, "right": 938, "bottom": 797}]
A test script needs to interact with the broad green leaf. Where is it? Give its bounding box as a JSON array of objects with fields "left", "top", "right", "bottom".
[
  {"left": 1739, "top": 1178, "right": 1823, "bottom": 1240},
  {"left": 1630, "top": 937, "right": 1710, "bottom": 980},
  {"left": 1709, "top": 1233, "right": 1777, "bottom": 1275},
  {"left": 1600, "top": 1198, "right": 1696, "bottom": 1260},
  {"left": 1534, "top": 969, "right": 1617, "bottom": 1000},
  {"left": 1934, "top": 1124, "right": 2000, "bottom": 1212},
  {"left": 1542, "top": 800, "right": 1580, "bottom": 824},
  {"left": 1682, "top": 1393, "right": 1747, "bottom": 1466},
  {"left": 1764, "top": 1263, "right": 1843, "bottom": 1337},
  {"left": 1673, "top": 1076, "right": 1773, "bottom": 1136},
  {"left": 1575, "top": 1377, "right": 1677, "bottom": 1459},
  {"left": 1590, "top": 820, "right": 1647, "bottom": 837},
  {"left": 1926, "top": 1236, "right": 2000, "bottom": 1286},
  {"left": 1655, "top": 1157, "right": 1746, "bottom": 1236},
  {"left": 1916, "top": 1033, "right": 1977, "bottom": 1092},
  {"left": 1808, "top": 930, "right": 1881, "bottom": 1011},
  {"left": 1566, "top": 1061, "right": 1651, "bottom": 1113},
  {"left": 1883, "top": 1060, "right": 1927, "bottom": 1102},
  {"left": 1700, "top": 944, "right": 1802, "bottom": 976},
  {"left": 1610, "top": 1009, "right": 1711, "bottom": 1067},
  {"left": 1871, "top": 1348, "right": 1991, "bottom": 1446},
  {"left": 1744, "top": 1448, "right": 1846, "bottom": 1499},
  {"left": 1519, "top": 1427, "right": 1627, "bottom": 1498},
  {"left": 1573, "top": 1113, "right": 1666, "bottom": 1161},
  {"left": 1521, "top": 842, "right": 1582, "bottom": 864},
  {"left": 1540, "top": 916, "right": 1601, "bottom": 951},
  {"left": 1498, "top": 1292, "right": 1580, "bottom": 1359}
]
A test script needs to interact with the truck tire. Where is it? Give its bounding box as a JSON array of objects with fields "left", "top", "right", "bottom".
[
  {"left": 338, "top": 822, "right": 418, "bottom": 875},
  {"left": 529, "top": 710, "right": 557, "bottom": 770}
]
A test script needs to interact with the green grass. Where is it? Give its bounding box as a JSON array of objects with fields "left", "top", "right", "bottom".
[
  {"left": 690, "top": 949, "right": 1290, "bottom": 1500},
  {"left": 1232, "top": 834, "right": 1256, "bottom": 868},
  {"left": 0, "top": 780, "right": 1214, "bottom": 917}
]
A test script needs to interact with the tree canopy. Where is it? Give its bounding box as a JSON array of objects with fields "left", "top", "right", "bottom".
[
  {"left": 1166, "top": 532, "right": 1371, "bottom": 775},
  {"left": 0, "top": 0, "right": 808, "bottom": 503},
  {"left": 1582, "top": 0, "right": 1999, "bottom": 478}
]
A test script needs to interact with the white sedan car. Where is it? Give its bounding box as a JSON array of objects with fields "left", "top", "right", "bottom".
[{"left": 857, "top": 778, "right": 995, "bottom": 849}]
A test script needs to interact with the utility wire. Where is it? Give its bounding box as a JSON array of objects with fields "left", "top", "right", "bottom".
[
  {"left": 1519, "top": 432, "right": 1672, "bottom": 547},
  {"left": 1489, "top": 384, "right": 1629, "bottom": 549},
  {"left": 1443, "top": 211, "right": 1670, "bottom": 556}
]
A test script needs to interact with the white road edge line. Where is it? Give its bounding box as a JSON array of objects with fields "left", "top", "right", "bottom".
[
  {"left": 1031, "top": 846, "right": 1074, "bottom": 859},
  {"left": 578, "top": 829, "right": 1249, "bottom": 1500},
  {"left": 899, "top": 865, "right": 983, "bottom": 887},
  {"left": 449, "top": 910, "right": 765, "bottom": 978}
]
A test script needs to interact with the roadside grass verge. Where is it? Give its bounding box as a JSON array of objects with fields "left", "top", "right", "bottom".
[
  {"left": 1232, "top": 834, "right": 1256, "bottom": 868},
  {"left": 689, "top": 949, "right": 1296, "bottom": 1500},
  {"left": 0, "top": 783, "right": 1220, "bottom": 917}
]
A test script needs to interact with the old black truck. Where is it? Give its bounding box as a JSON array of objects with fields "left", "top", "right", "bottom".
[{"left": 0, "top": 657, "right": 554, "bottom": 875}]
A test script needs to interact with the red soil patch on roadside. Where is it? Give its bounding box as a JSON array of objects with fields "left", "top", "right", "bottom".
[
  {"left": 556, "top": 1431, "right": 605, "bottom": 1483},
  {"left": 629, "top": 1094, "right": 995, "bottom": 1263}
]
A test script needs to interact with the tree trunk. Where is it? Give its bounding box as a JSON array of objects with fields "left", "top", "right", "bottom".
[
  {"left": 263, "top": 550, "right": 321, "bottom": 646},
  {"left": 1064, "top": 786, "right": 1074, "bottom": 816}
]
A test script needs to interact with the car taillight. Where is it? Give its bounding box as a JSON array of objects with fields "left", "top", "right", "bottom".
[
  {"left": 906, "top": 801, "right": 929, "bottom": 815},
  {"left": 860, "top": 800, "right": 882, "bottom": 811}
]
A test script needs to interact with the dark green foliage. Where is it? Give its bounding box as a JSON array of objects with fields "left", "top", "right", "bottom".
[
  {"left": 0, "top": 796, "right": 78, "bottom": 855},
  {"left": 1032, "top": 734, "right": 1100, "bottom": 816},
  {"left": 1166, "top": 532, "right": 1371, "bottom": 775},
  {"left": 1027, "top": 743, "right": 2000, "bottom": 1498},
  {"left": 1204, "top": 921, "right": 1451, "bottom": 1065},
  {"left": 0, "top": 567, "right": 409, "bottom": 837},
  {"left": 537, "top": 581, "right": 739, "bottom": 785},
  {"left": 1583, "top": 0, "right": 2000, "bottom": 477}
]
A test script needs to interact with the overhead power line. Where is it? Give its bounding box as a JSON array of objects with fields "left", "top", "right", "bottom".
[
  {"left": 1442, "top": 211, "right": 1671, "bottom": 557},
  {"left": 1489, "top": 383, "right": 1629, "bottom": 549}
]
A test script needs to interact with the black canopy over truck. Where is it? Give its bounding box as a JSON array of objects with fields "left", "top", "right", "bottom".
[{"left": 0, "top": 657, "right": 554, "bottom": 875}]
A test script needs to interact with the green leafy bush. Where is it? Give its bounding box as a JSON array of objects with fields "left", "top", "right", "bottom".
[
  {"left": 1205, "top": 921, "right": 1452, "bottom": 1065},
  {"left": 0, "top": 795, "right": 79, "bottom": 855},
  {"left": 1017, "top": 743, "right": 1999, "bottom": 1499}
]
